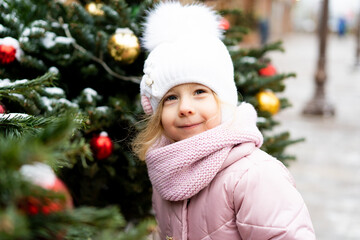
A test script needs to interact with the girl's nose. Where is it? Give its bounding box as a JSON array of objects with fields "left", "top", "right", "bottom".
[{"left": 178, "top": 98, "right": 195, "bottom": 116}]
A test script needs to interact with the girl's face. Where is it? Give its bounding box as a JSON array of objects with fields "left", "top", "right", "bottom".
[{"left": 161, "top": 83, "right": 221, "bottom": 142}]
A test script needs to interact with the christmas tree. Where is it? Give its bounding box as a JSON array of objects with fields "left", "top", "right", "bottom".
[{"left": 0, "top": 0, "right": 302, "bottom": 239}]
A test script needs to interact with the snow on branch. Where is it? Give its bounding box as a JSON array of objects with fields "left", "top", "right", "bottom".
[
  {"left": 0, "top": 72, "right": 57, "bottom": 95},
  {"left": 58, "top": 17, "right": 141, "bottom": 84}
]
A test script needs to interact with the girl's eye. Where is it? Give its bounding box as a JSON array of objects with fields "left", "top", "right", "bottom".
[
  {"left": 195, "top": 89, "right": 206, "bottom": 95},
  {"left": 165, "top": 95, "right": 177, "bottom": 101}
]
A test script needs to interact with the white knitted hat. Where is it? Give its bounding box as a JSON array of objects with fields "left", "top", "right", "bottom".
[{"left": 140, "top": 1, "right": 238, "bottom": 118}]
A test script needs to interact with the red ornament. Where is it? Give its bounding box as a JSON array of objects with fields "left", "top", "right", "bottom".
[
  {"left": 19, "top": 195, "right": 68, "bottom": 240},
  {"left": 0, "top": 44, "right": 16, "bottom": 64},
  {"left": 219, "top": 18, "right": 230, "bottom": 30},
  {"left": 259, "top": 64, "right": 277, "bottom": 77},
  {"left": 19, "top": 163, "right": 73, "bottom": 215},
  {"left": 20, "top": 194, "right": 69, "bottom": 216},
  {"left": 0, "top": 103, "right": 6, "bottom": 113},
  {"left": 90, "top": 131, "right": 113, "bottom": 160}
]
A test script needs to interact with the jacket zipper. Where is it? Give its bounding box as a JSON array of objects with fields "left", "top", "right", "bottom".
[{"left": 182, "top": 199, "right": 190, "bottom": 240}]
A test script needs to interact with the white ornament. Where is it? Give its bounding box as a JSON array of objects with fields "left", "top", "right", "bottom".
[{"left": 20, "top": 162, "right": 56, "bottom": 188}]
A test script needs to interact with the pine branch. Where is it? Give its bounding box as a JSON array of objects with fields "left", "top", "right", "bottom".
[
  {"left": 261, "top": 131, "right": 305, "bottom": 165},
  {"left": 50, "top": 137, "right": 93, "bottom": 170},
  {"left": 0, "top": 72, "right": 57, "bottom": 95},
  {"left": 102, "top": 5, "right": 122, "bottom": 23},
  {"left": 246, "top": 41, "right": 285, "bottom": 58},
  {"left": 118, "top": 219, "right": 157, "bottom": 240},
  {"left": 0, "top": 113, "right": 88, "bottom": 168},
  {"left": 71, "top": 206, "right": 125, "bottom": 228},
  {"left": 256, "top": 115, "right": 279, "bottom": 131},
  {"left": 20, "top": 55, "right": 48, "bottom": 71},
  {"left": 242, "top": 73, "right": 296, "bottom": 94},
  {"left": 0, "top": 114, "right": 53, "bottom": 137},
  {"left": 58, "top": 17, "right": 141, "bottom": 84},
  {"left": 71, "top": 2, "right": 95, "bottom": 25},
  {"left": 64, "top": 206, "right": 126, "bottom": 240}
]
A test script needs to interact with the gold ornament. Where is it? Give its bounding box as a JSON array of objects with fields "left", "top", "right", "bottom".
[
  {"left": 85, "top": 2, "right": 104, "bottom": 16},
  {"left": 107, "top": 28, "right": 140, "bottom": 64},
  {"left": 256, "top": 90, "right": 280, "bottom": 115}
]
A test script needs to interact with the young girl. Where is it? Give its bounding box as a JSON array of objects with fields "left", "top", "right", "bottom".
[{"left": 133, "top": 2, "right": 316, "bottom": 239}]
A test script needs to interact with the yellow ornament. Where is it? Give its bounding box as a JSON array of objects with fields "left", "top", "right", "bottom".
[
  {"left": 85, "top": 2, "right": 104, "bottom": 16},
  {"left": 256, "top": 90, "right": 280, "bottom": 115},
  {"left": 107, "top": 28, "right": 140, "bottom": 64}
]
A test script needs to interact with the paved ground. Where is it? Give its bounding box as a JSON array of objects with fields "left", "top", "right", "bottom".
[{"left": 268, "top": 33, "right": 360, "bottom": 239}]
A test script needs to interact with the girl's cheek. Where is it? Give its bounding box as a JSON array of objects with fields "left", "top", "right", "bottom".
[{"left": 206, "top": 113, "right": 221, "bottom": 130}]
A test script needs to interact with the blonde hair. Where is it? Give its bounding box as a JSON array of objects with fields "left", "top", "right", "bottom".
[
  {"left": 132, "top": 101, "right": 164, "bottom": 161},
  {"left": 132, "top": 90, "right": 221, "bottom": 161}
]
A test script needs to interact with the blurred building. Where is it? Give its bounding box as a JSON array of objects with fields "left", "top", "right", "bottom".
[
  {"left": 293, "top": 0, "right": 360, "bottom": 34},
  {"left": 180, "top": 0, "right": 297, "bottom": 46}
]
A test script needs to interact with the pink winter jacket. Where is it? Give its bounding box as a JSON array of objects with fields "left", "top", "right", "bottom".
[{"left": 152, "top": 143, "right": 316, "bottom": 240}]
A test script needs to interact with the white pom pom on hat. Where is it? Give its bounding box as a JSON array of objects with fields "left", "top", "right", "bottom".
[
  {"left": 142, "top": 1, "right": 223, "bottom": 51},
  {"left": 140, "top": 1, "right": 238, "bottom": 118}
]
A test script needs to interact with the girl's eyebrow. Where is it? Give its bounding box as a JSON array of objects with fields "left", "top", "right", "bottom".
[{"left": 164, "top": 91, "right": 175, "bottom": 96}]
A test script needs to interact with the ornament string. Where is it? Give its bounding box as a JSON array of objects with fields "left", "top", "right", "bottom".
[{"left": 58, "top": 17, "right": 141, "bottom": 84}]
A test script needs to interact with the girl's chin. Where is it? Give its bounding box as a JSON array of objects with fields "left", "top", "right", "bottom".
[{"left": 176, "top": 130, "right": 206, "bottom": 142}]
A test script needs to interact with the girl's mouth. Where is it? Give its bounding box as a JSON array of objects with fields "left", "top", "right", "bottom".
[{"left": 179, "top": 123, "right": 202, "bottom": 129}]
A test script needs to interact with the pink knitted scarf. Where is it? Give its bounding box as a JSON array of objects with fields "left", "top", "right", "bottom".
[{"left": 146, "top": 103, "right": 263, "bottom": 201}]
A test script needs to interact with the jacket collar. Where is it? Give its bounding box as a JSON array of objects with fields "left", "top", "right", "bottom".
[{"left": 220, "top": 142, "right": 257, "bottom": 171}]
